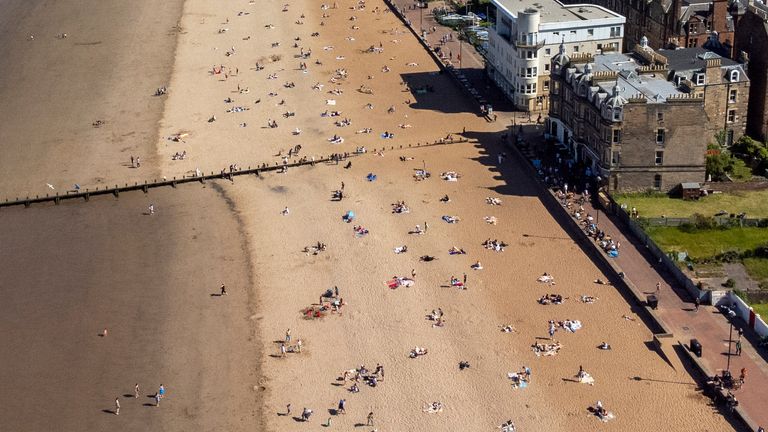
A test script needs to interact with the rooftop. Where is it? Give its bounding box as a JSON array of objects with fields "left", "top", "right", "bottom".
[
  {"left": 657, "top": 47, "right": 737, "bottom": 72},
  {"left": 492, "top": 0, "right": 623, "bottom": 23},
  {"left": 587, "top": 53, "right": 684, "bottom": 103}
]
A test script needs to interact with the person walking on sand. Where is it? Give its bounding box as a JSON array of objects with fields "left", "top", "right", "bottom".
[
  {"left": 463, "top": 273, "right": 467, "bottom": 285},
  {"left": 694, "top": 297, "right": 700, "bottom": 311},
  {"left": 411, "top": 269, "right": 416, "bottom": 279},
  {"left": 424, "top": 221, "right": 428, "bottom": 232},
  {"left": 220, "top": 284, "right": 227, "bottom": 296},
  {"left": 148, "top": 204, "right": 155, "bottom": 215},
  {"left": 655, "top": 282, "right": 661, "bottom": 295},
  {"left": 154, "top": 393, "right": 161, "bottom": 407},
  {"left": 338, "top": 399, "right": 346, "bottom": 414},
  {"left": 134, "top": 383, "right": 140, "bottom": 398},
  {"left": 548, "top": 320, "right": 556, "bottom": 339},
  {"left": 280, "top": 343, "right": 287, "bottom": 357},
  {"left": 367, "top": 411, "right": 374, "bottom": 426},
  {"left": 158, "top": 384, "right": 165, "bottom": 399},
  {"left": 114, "top": 397, "right": 120, "bottom": 415},
  {"left": 102, "top": 328, "right": 108, "bottom": 337},
  {"left": 285, "top": 328, "right": 291, "bottom": 343},
  {"left": 735, "top": 339, "right": 742, "bottom": 356}
]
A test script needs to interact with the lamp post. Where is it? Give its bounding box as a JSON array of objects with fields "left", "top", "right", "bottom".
[
  {"left": 595, "top": 176, "right": 602, "bottom": 225},
  {"left": 726, "top": 320, "right": 734, "bottom": 374},
  {"left": 419, "top": 2, "right": 423, "bottom": 33}
]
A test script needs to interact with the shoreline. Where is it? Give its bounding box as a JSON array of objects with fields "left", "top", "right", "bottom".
[{"left": 0, "top": 0, "right": 185, "bottom": 197}]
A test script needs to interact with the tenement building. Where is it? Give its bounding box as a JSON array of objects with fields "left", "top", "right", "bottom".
[
  {"left": 547, "top": 44, "right": 709, "bottom": 192},
  {"left": 560, "top": 0, "right": 736, "bottom": 54},
  {"left": 486, "top": 0, "right": 624, "bottom": 111},
  {"left": 640, "top": 41, "right": 749, "bottom": 145},
  {"left": 733, "top": 1, "right": 768, "bottom": 140}
]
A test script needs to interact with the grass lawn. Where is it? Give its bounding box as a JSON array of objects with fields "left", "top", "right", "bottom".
[
  {"left": 751, "top": 302, "right": 768, "bottom": 320},
  {"left": 614, "top": 189, "right": 768, "bottom": 219},
  {"left": 646, "top": 227, "right": 768, "bottom": 260},
  {"left": 743, "top": 257, "right": 768, "bottom": 288}
]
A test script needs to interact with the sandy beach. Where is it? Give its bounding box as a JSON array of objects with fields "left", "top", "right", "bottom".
[{"left": 0, "top": 0, "right": 744, "bottom": 430}]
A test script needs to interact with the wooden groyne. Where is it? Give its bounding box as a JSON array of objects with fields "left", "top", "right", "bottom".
[{"left": 0, "top": 138, "right": 468, "bottom": 210}]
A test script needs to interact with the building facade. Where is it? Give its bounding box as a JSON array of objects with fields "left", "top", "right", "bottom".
[
  {"left": 733, "top": 2, "right": 768, "bottom": 140},
  {"left": 560, "top": 0, "right": 736, "bottom": 54},
  {"left": 486, "top": 0, "right": 624, "bottom": 111},
  {"left": 652, "top": 44, "right": 749, "bottom": 145},
  {"left": 547, "top": 45, "right": 709, "bottom": 192}
]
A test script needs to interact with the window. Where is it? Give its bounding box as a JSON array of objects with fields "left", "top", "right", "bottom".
[
  {"left": 610, "top": 26, "right": 621, "bottom": 37},
  {"left": 727, "top": 129, "right": 735, "bottom": 146},
  {"left": 588, "top": 29, "right": 594, "bottom": 36},
  {"left": 545, "top": 63, "right": 550, "bottom": 72},
  {"left": 544, "top": 80, "right": 550, "bottom": 91},
  {"left": 729, "top": 89, "right": 738, "bottom": 102},
  {"left": 688, "top": 38, "right": 698, "bottom": 48},
  {"left": 695, "top": 73, "right": 705, "bottom": 85},
  {"left": 657, "top": 112, "right": 664, "bottom": 122},
  {"left": 597, "top": 43, "right": 603, "bottom": 50},
  {"left": 690, "top": 23, "right": 698, "bottom": 34},
  {"left": 612, "top": 129, "right": 622, "bottom": 143},
  {"left": 655, "top": 151, "right": 664, "bottom": 165},
  {"left": 525, "top": 83, "right": 537, "bottom": 94},
  {"left": 611, "top": 151, "right": 620, "bottom": 165},
  {"left": 653, "top": 174, "right": 662, "bottom": 190},
  {"left": 525, "top": 50, "right": 538, "bottom": 59},
  {"left": 728, "top": 109, "right": 737, "bottom": 123},
  {"left": 730, "top": 70, "right": 740, "bottom": 82},
  {"left": 612, "top": 109, "right": 622, "bottom": 121},
  {"left": 656, "top": 128, "right": 665, "bottom": 144},
  {"left": 706, "top": 20, "right": 712, "bottom": 31},
  {"left": 573, "top": 45, "right": 579, "bottom": 53},
  {"left": 545, "top": 48, "right": 551, "bottom": 56}
]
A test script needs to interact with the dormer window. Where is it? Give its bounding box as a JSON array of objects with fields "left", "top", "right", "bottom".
[
  {"left": 612, "top": 108, "right": 622, "bottom": 121},
  {"left": 695, "top": 73, "right": 705, "bottom": 85},
  {"left": 730, "top": 70, "right": 740, "bottom": 83}
]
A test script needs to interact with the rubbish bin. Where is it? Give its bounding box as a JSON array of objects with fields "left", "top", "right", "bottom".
[
  {"left": 646, "top": 295, "right": 658, "bottom": 310},
  {"left": 690, "top": 339, "right": 702, "bottom": 357}
]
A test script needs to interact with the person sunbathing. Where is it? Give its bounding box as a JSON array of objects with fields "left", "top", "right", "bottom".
[
  {"left": 471, "top": 261, "right": 483, "bottom": 270},
  {"left": 448, "top": 246, "right": 466, "bottom": 255},
  {"left": 420, "top": 255, "right": 436, "bottom": 262}
]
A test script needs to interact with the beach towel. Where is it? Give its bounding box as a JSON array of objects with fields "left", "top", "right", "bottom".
[
  {"left": 366, "top": 173, "right": 377, "bottom": 181},
  {"left": 342, "top": 210, "right": 355, "bottom": 222}
]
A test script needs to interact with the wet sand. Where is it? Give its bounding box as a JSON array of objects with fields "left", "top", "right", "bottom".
[
  {"left": 0, "top": 186, "right": 263, "bottom": 431},
  {"left": 0, "top": 0, "right": 183, "bottom": 195}
]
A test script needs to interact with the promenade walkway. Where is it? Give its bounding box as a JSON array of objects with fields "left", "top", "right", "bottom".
[
  {"left": 581, "top": 196, "right": 768, "bottom": 430},
  {"left": 389, "top": 0, "right": 515, "bottom": 112}
]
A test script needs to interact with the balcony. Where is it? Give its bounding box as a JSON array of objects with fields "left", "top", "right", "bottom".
[{"left": 513, "top": 37, "right": 545, "bottom": 49}]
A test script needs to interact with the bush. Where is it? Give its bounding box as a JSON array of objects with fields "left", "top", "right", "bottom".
[{"left": 724, "top": 278, "right": 736, "bottom": 288}]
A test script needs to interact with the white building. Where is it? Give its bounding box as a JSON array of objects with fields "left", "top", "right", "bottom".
[{"left": 486, "top": 0, "right": 626, "bottom": 111}]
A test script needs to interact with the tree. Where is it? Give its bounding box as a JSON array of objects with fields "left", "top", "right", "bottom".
[{"left": 706, "top": 144, "right": 730, "bottom": 180}]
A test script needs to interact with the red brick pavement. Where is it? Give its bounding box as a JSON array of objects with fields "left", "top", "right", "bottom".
[{"left": 584, "top": 201, "right": 768, "bottom": 430}]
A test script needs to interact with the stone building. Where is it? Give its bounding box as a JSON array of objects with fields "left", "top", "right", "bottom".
[
  {"left": 560, "top": 0, "right": 735, "bottom": 54},
  {"left": 485, "top": 0, "right": 624, "bottom": 112},
  {"left": 547, "top": 44, "right": 709, "bottom": 192},
  {"left": 733, "top": 1, "right": 768, "bottom": 140},
  {"left": 640, "top": 42, "right": 749, "bottom": 145}
]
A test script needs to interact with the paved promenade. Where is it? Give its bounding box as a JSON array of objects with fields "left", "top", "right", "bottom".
[{"left": 582, "top": 197, "right": 768, "bottom": 430}]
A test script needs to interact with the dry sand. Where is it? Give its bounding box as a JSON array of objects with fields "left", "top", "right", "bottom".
[{"left": 0, "top": 0, "right": 742, "bottom": 430}]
